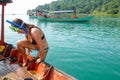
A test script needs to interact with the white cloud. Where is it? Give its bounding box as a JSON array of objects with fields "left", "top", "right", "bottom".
[{"left": 1, "top": 0, "right": 57, "bottom": 14}]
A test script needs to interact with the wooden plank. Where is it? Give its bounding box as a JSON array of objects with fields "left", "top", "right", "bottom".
[{"left": 0, "top": 60, "right": 38, "bottom": 80}]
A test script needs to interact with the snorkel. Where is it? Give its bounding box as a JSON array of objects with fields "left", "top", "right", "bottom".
[{"left": 6, "top": 20, "right": 28, "bottom": 34}]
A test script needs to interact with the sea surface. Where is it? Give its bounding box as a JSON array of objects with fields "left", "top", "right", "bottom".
[{"left": 2, "top": 15, "right": 120, "bottom": 80}]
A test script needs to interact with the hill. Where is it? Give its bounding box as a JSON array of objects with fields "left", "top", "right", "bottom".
[{"left": 27, "top": 0, "right": 120, "bottom": 17}]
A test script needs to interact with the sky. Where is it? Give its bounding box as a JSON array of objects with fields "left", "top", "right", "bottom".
[{"left": 1, "top": 0, "right": 57, "bottom": 14}]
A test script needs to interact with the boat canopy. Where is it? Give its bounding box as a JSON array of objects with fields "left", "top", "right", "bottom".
[
  {"left": 0, "top": 0, "right": 12, "bottom": 3},
  {"left": 49, "top": 10, "right": 75, "bottom": 14}
]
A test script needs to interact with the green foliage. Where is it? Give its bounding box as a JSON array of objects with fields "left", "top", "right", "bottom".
[
  {"left": 27, "top": 0, "right": 120, "bottom": 17},
  {"left": 107, "top": 9, "right": 119, "bottom": 14}
]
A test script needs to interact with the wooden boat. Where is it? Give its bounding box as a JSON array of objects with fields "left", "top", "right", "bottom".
[
  {"left": 38, "top": 16, "right": 93, "bottom": 22},
  {"left": 0, "top": 1, "right": 76, "bottom": 80},
  {"left": 29, "top": 15, "right": 38, "bottom": 18},
  {"left": 36, "top": 10, "right": 93, "bottom": 22},
  {"left": 28, "top": 10, "right": 44, "bottom": 19}
]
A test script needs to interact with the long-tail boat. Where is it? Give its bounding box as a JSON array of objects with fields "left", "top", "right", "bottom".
[
  {"left": 29, "top": 10, "right": 93, "bottom": 22},
  {"left": 0, "top": 1, "right": 76, "bottom": 80}
]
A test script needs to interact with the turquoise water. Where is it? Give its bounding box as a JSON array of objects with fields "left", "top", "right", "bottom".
[{"left": 3, "top": 15, "right": 120, "bottom": 80}]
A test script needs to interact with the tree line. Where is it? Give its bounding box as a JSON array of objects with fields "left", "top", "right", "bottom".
[{"left": 27, "top": 0, "right": 120, "bottom": 16}]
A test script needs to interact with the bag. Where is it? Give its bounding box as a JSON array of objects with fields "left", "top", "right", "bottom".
[
  {"left": 0, "top": 45, "right": 5, "bottom": 54},
  {"left": 4, "top": 44, "right": 13, "bottom": 57}
]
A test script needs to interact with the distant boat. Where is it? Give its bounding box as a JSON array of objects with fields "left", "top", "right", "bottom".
[
  {"left": 12, "top": 13, "right": 16, "bottom": 15},
  {"left": 38, "top": 16, "right": 93, "bottom": 22},
  {"left": 0, "top": 1, "right": 76, "bottom": 80},
  {"left": 32, "top": 10, "right": 93, "bottom": 22},
  {"left": 28, "top": 10, "right": 48, "bottom": 19},
  {"left": 29, "top": 15, "right": 38, "bottom": 18}
]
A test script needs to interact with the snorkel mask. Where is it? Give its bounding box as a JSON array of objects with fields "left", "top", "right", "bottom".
[
  {"left": 6, "top": 20, "right": 28, "bottom": 34},
  {"left": 9, "top": 25, "right": 19, "bottom": 32}
]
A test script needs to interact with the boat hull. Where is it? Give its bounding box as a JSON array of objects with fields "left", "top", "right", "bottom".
[{"left": 38, "top": 16, "right": 93, "bottom": 22}]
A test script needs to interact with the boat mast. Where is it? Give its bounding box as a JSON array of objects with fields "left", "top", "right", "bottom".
[{"left": 0, "top": 0, "right": 12, "bottom": 45}]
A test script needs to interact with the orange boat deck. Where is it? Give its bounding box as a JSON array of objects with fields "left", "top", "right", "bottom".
[{"left": 0, "top": 44, "right": 76, "bottom": 80}]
